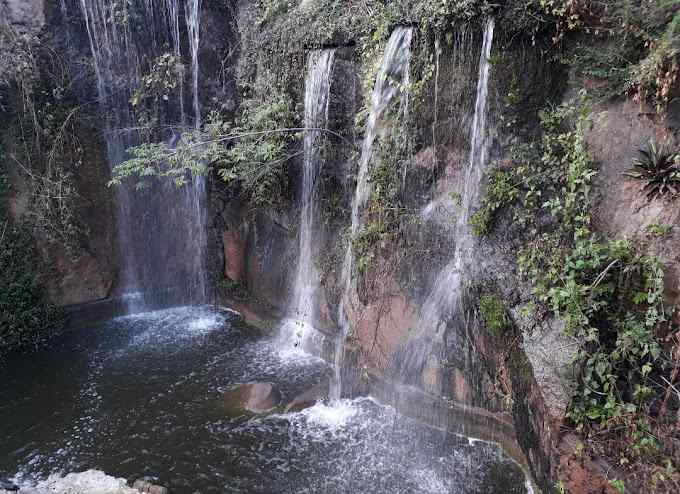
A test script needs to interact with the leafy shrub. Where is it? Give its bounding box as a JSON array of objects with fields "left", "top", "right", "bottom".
[
  {"left": 0, "top": 225, "right": 65, "bottom": 359},
  {"left": 476, "top": 97, "right": 678, "bottom": 485},
  {"left": 478, "top": 294, "right": 510, "bottom": 335},
  {"left": 111, "top": 94, "right": 297, "bottom": 207},
  {"left": 0, "top": 165, "right": 64, "bottom": 360},
  {"left": 470, "top": 169, "right": 518, "bottom": 236},
  {"left": 624, "top": 139, "right": 680, "bottom": 200}
]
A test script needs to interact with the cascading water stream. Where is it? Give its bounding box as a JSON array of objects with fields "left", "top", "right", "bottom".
[
  {"left": 182, "top": 0, "right": 208, "bottom": 304},
  {"left": 166, "top": 0, "right": 185, "bottom": 124},
  {"left": 185, "top": 0, "right": 201, "bottom": 129},
  {"left": 282, "top": 49, "right": 336, "bottom": 351},
  {"left": 400, "top": 18, "right": 495, "bottom": 389},
  {"left": 332, "top": 28, "right": 413, "bottom": 399},
  {"left": 78, "top": 0, "right": 208, "bottom": 310}
]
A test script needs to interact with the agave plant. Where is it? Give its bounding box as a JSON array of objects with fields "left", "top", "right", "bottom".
[{"left": 624, "top": 139, "right": 680, "bottom": 200}]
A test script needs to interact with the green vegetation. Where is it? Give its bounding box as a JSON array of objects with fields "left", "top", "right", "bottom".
[
  {"left": 0, "top": 157, "right": 64, "bottom": 361},
  {"left": 111, "top": 94, "right": 297, "bottom": 207},
  {"left": 475, "top": 96, "right": 679, "bottom": 489},
  {"left": 130, "top": 52, "right": 182, "bottom": 132},
  {"left": 0, "top": 23, "right": 87, "bottom": 255},
  {"left": 470, "top": 169, "right": 518, "bottom": 236},
  {"left": 609, "top": 478, "right": 626, "bottom": 494},
  {"left": 478, "top": 294, "right": 510, "bottom": 336},
  {"left": 624, "top": 139, "right": 680, "bottom": 200},
  {"left": 646, "top": 223, "right": 673, "bottom": 237},
  {"left": 541, "top": 0, "right": 680, "bottom": 110}
]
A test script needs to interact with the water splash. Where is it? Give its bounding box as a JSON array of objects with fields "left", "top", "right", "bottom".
[
  {"left": 296, "top": 399, "right": 360, "bottom": 431},
  {"left": 282, "top": 49, "right": 336, "bottom": 351},
  {"left": 400, "top": 19, "right": 495, "bottom": 390},
  {"left": 333, "top": 27, "right": 413, "bottom": 399}
]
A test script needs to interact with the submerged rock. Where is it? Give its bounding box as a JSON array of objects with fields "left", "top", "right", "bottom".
[{"left": 222, "top": 382, "right": 281, "bottom": 415}]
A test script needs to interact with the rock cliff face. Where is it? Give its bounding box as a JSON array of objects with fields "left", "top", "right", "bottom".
[
  {"left": 210, "top": 5, "right": 678, "bottom": 493},
  {"left": 11, "top": 1, "right": 678, "bottom": 492}
]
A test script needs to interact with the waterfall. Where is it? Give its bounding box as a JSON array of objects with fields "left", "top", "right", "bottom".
[
  {"left": 79, "top": 0, "right": 209, "bottom": 310},
  {"left": 332, "top": 28, "right": 413, "bottom": 399},
  {"left": 183, "top": 0, "right": 208, "bottom": 305},
  {"left": 282, "top": 49, "right": 336, "bottom": 351},
  {"left": 166, "top": 0, "right": 185, "bottom": 124},
  {"left": 400, "top": 18, "right": 495, "bottom": 390},
  {"left": 185, "top": 0, "right": 201, "bottom": 129}
]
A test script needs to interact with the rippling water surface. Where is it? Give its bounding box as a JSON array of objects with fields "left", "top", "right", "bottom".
[{"left": 0, "top": 306, "right": 527, "bottom": 493}]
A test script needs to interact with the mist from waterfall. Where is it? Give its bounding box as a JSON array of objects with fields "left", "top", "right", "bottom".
[
  {"left": 332, "top": 28, "right": 413, "bottom": 399},
  {"left": 281, "top": 49, "right": 336, "bottom": 352},
  {"left": 399, "top": 18, "right": 495, "bottom": 390},
  {"left": 78, "top": 0, "right": 208, "bottom": 311}
]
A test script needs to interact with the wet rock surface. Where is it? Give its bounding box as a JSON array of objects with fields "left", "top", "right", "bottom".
[
  {"left": 222, "top": 382, "right": 282, "bottom": 415},
  {"left": 284, "top": 379, "right": 329, "bottom": 413}
]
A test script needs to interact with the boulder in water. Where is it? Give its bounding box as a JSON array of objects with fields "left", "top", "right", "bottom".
[
  {"left": 284, "top": 380, "right": 329, "bottom": 413},
  {"left": 222, "top": 382, "right": 281, "bottom": 415}
]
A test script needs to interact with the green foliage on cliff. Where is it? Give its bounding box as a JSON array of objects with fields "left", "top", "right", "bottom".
[
  {"left": 0, "top": 23, "right": 86, "bottom": 255},
  {"left": 0, "top": 159, "right": 64, "bottom": 361},
  {"left": 624, "top": 139, "right": 680, "bottom": 200},
  {"left": 542, "top": 0, "right": 680, "bottom": 111},
  {"left": 478, "top": 294, "right": 510, "bottom": 336},
  {"left": 112, "top": 94, "right": 297, "bottom": 207},
  {"left": 476, "top": 96, "right": 679, "bottom": 486}
]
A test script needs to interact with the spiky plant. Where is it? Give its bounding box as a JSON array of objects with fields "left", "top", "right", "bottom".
[{"left": 624, "top": 139, "right": 680, "bottom": 200}]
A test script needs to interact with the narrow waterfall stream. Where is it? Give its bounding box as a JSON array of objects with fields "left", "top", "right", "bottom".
[
  {"left": 400, "top": 18, "right": 495, "bottom": 389},
  {"left": 281, "top": 49, "right": 336, "bottom": 352},
  {"left": 182, "top": 0, "right": 209, "bottom": 305},
  {"left": 166, "top": 0, "right": 185, "bottom": 124},
  {"left": 78, "top": 0, "right": 208, "bottom": 310},
  {"left": 334, "top": 28, "right": 413, "bottom": 399}
]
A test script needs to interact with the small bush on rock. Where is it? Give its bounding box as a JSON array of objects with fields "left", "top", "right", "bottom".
[
  {"left": 624, "top": 139, "right": 680, "bottom": 200},
  {"left": 478, "top": 294, "right": 511, "bottom": 336},
  {"left": 0, "top": 165, "right": 64, "bottom": 361}
]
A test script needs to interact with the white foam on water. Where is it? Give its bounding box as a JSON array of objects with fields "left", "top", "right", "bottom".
[
  {"left": 29, "top": 470, "right": 137, "bottom": 494},
  {"left": 114, "top": 306, "right": 227, "bottom": 348},
  {"left": 187, "top": 315, "right": 221, "bottom": 332},
  {"left": 300, "top": 399, "right": 359, "bottom": 429}
]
